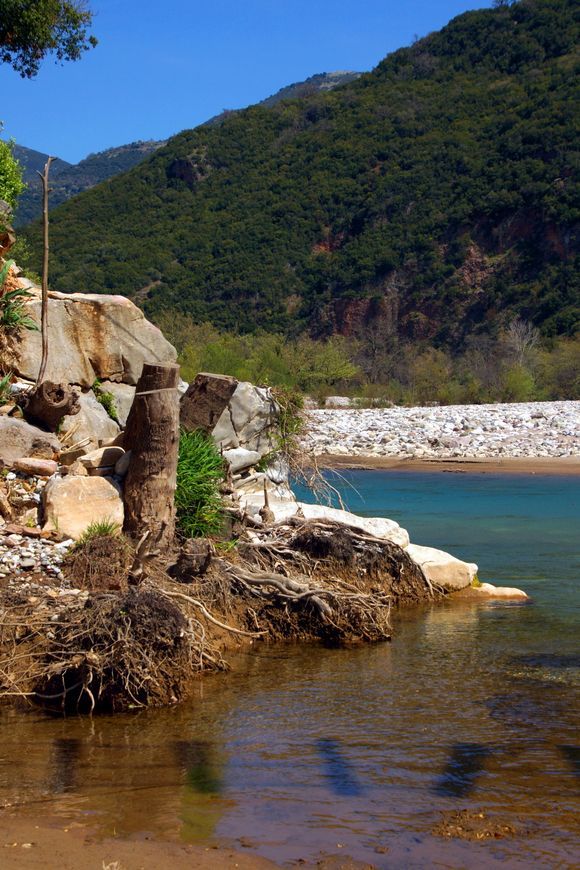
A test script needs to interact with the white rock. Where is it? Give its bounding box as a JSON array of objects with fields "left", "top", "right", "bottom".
[
  {"left": 80, "top": 446, "right": 125, "bottom": 469},
  {"left": 60, "top": 391, "right": 120, "bottom": 451},
  {"left": 223, "top": 448, "right": 262, "bottom": 473},
  {"left": 0, "top": 418, "right": 60, "bottom": 465},
  {"left": 227, "top": 382, "right": 279, "bottom": 455},
  {"left": 9, "top": 289, "right": 177, "bottom": 388},
  {"left": 405, "top": 543, "right": 478, "bottom": 591},
  {"left": 42, "top": 476, "right": 124, "bottom": 540},
  {"left": 96, "top": 382, "right": 136, "bottom": 427},
  {"left": 297, "top": 503, "right": 410, "bottom": 548}
]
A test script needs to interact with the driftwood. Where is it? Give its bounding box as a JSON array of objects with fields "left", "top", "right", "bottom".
[
  {"left": 20, "top": 380, "right": 80, "bottom": 431},
  {"left": 123, "top": 363, "right": 180, "bottom": 548}
]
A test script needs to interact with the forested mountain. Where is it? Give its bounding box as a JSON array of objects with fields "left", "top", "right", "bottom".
[
  {"left": 23, "top": 0, "right": 579, "bottom": 345},
  {"left": 13, "top": 73, "right": 359, "bottom": 227},
  {"left": 13, "top": 141, "right": 165, "bottom": 225}
]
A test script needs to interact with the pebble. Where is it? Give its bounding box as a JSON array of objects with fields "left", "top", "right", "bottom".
[{"left": 302, "top": 400, "right": 580, "bottom": 460}]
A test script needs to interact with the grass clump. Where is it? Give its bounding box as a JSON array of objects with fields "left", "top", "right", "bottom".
[
  {"left": 0, "top": 371, "right": 12, "bottom": 404},
  {"left": 176, "top": 429, "right": 224, "bottom": 538},
  {"left": 92, "top": 380, "right": 120, "bottom": 423},
  {"left": 75, "top": 518, "right": 121, "bottom": 549},
  {"left": 0, "top": 259, "right": 38, "bottom": 332}
]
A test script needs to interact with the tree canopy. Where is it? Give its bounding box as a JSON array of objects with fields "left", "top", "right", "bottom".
[
  {"left": 0, "top": 0, "right": 96, "bottom": 77},
  {"left": 0, "top": 134, "right": 24, "bottom": 209}
]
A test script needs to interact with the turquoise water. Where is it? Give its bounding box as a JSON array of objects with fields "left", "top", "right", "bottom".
[
  {"left": 1, "top": 471, "right": 578, "bottom": 867},
  {"left": 295, "top": 469, "right": 580, "bottom": 639}
]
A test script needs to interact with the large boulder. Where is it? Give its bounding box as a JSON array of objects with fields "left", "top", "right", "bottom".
[
  {"left": 42, "top": 475, "right": 124, "bottom": 539},
  {"left": 181, "top": 373, "right": 279, "bottom": 458},
  {"left": 406, "top": 543, "right": 478, "bottom": 591},
  {"left": 0, "top": 417, "right": 60, "bottom": 466},
  {"left": 7, "top": 288, "right": 177, "bottom": 388},
  {"left": 59, "top": 391, "right": 120, "bottom": 450}
]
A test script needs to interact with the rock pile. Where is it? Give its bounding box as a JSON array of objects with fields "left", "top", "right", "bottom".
[{"left": 302, "top": 401, "right": 580, "bottom": 459}]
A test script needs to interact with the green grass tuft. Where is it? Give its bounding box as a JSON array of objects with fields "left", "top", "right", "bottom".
[
  {"left": 175, "top": 429, "right": 224, "bottom": 538},
  {"left": 0, "top": 371, "right": 12, "bottom": 404},
  {"left": 75, "top": 518, "right": 121, "bottom": 548}
]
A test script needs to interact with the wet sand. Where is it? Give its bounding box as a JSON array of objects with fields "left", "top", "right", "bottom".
[
  {"left": 316, "top": 454, "right": 580, "bottom": 475},
  {"left": 0, "top": 816, "right": 277, "bottom": 870}
]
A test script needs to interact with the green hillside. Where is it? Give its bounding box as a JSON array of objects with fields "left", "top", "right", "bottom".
[
  {"left": 13, "top": 141, "right": 165, "bottom": 226},
  {"left": 23, "top": 0, "right": 579, "bottom": 344}
]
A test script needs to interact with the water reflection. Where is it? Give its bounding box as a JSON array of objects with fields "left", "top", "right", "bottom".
[
  {"left": 558, "top": 746, "right": 580, "bottom": 781},
  {"left": 434, "top": 743, "right": 491, "bottom": 798},
  {"left": 48, "top": 737, "right": 82, "bottom": 794},
  {"left": 172, "top": 740, "right": 222, "bottom": 794},
  {"left": 315, "top": 738, "right": 362, "bottom": 797}
]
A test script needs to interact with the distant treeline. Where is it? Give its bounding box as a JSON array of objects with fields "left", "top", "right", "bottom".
[{"left": 155, "top": 312, "right": 579, "bottom": 404}]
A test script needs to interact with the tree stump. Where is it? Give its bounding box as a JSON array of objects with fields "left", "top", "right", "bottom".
[
  {"left": 123, "top": 363, "right": 180, "bottom": 548},
  {"left": 21, "top": 381, "right": 80, "bottom": 431}
]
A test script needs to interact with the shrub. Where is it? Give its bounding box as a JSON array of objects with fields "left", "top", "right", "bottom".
[
  {"left": 175, "top": 429, "right": 224, "bottom": 538},
  {"left": 92, "top": 380, "right": 119, "bottom": 423},
  {"left": 0, "top": 260, "right": 38, "bottom": 332}
]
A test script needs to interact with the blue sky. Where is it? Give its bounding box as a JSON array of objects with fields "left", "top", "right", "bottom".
[{"left": 1, "top": 0, "right": 492, "bottom": 163}]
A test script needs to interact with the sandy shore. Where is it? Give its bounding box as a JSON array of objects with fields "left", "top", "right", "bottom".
[
  {"left": 0, "top": 816, "right": 276, "bottom": 870},
  {"left": 316, "top": 454, "right": 580, "bottom": 475}
]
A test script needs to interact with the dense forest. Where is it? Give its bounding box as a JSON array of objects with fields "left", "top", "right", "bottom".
[
  {"left": 13, "top": 73, "right": 358, "bottom": 226},
  {"left": 12, "top": 141, "right": 165, "bottom": 225},
  {"left": 22, "top": 0, "right": 579, "bottom": 350}
]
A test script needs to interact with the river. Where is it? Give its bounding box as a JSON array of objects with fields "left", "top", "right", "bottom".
[{"left": 0, "top": 470, "right": 578, "bottom": 867}]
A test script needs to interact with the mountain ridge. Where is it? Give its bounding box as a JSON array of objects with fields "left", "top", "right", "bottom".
[
  {"left": 22, "top": 0, "right": 579, "bottom": 344},
  {"left": 12, "top": 71, "right": 360, "bottom": 225}
]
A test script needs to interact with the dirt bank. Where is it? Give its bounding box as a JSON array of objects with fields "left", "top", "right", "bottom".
[{"left": 316, "top": 454, "right": 580, "bottom": 475}]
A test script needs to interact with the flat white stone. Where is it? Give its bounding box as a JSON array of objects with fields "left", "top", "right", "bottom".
[{"left": 406, "top": 543, "right": 478, "bottom": 591}]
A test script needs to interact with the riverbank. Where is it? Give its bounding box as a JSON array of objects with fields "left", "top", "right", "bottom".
[
  {"left": 316, "top": 455, "right": 580, "bottom": 475},
  {"left": 302, "top": 400, "right": 580, "bottom": 461},
  {"left": 0, "top": 816, "right": 275, "bottom": 870}
]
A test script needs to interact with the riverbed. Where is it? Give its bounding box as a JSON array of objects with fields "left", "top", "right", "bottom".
[{"left": 0, "top": 471, "right": 578, "bottom": 868}]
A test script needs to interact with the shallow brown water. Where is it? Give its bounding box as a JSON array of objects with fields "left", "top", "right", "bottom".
[
  {"left": 1, "top": 600, "right": 578, "bottom": 868},
  {"left": 1, "top": 471, "right": 579, "bottom": 867}
]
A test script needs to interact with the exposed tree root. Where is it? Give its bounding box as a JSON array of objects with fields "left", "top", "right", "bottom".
[{"left": 0, "top": 519, "right": 440, "bottom": 713}]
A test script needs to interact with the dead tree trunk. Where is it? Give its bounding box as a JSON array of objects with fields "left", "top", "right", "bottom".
[
  {"left": 21, "top": 380, "right": 80, "bottom": 431},
  {"left": 36, "top": 157, "right": 54, "bottom": 387},
  {"left": 20, "top": 158, "right": 81, "bottom": 432},
  {"left": 123, "top": 363, "right": 180, "bottom": 548}
]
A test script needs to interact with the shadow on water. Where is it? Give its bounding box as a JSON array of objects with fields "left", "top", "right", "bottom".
[
  {"left": 48, "top": 738, "right": 82, "bottom": 794},
  {"left": 433, "top": 742, "right": 491, "bottom": 798},
  {"left": 172, "top": 740, "right": 222, "bottom": 794},
  {"left": 513, "top": 653, "right": 580, "bottom": 669},
  {"left": 315, "top": 738, "right": 363, "bottom": 797},
  {"left": 558, "top": 746, "right": 580, "bottom": 781}
]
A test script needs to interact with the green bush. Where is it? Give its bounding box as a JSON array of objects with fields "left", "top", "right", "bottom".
[
  {"left": 175, "top": 429, "right": 224, "bottom": 538},
  {"left": 92, "top": 380, "right": 119, "bottom": 423},
  {"left": 0, "top": 261, "right": 38, "bottom": 332}
]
